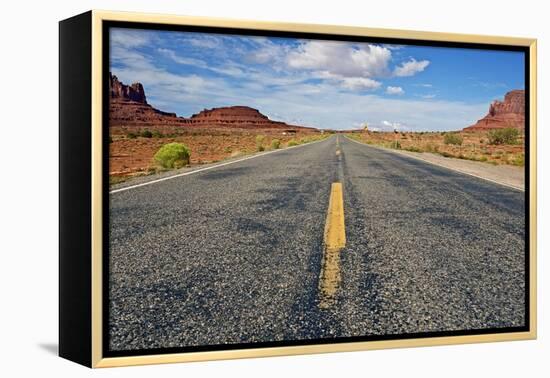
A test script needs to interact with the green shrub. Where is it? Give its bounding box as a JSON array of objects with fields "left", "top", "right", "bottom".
[
  {"left": 154, "top": 143, "right": 190, "bottom": 169},
  {"left": 256, "top": 135, "right": 265, "bottom": 151},
  {"left": 511, "top": 153, "right": 525, "bottom": 166},
  {"left": 271, "top": 139, "right": 281, "bottom": 149},
  {"left": 287, "top": 139, "right": 299, "bottom": 147},
  {"left": 152, "top": 130, "right": 163, "bottom": 138},
  {"left": 140, "top": 129, "right": 153, "bottom": 138},
  {"left": 425, "top": 143, "right": 438, "bottom": 153},
  {"left": 487, "top": 128, "right": 520, "bottom": 145},
  {"left": 126, "top": 132, "right": 137, "bottom": 139},
  {"left": 223, "top": 146, "right": 232, "bottom": 153},
  {"left": 443, "top": 133, "right": 463, "bottom": 145},
  {"left": 390, "top": 141, "right": 401, "bottom": 149},
  {"left": 109, "top": 176, "right": 128, "bottom": 185}
]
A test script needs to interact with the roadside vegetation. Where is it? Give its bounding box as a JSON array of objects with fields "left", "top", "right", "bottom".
[
  {"left": 139, "top": 129, "right": 153, "bottom": 138},
  {"left": 126, "top": 129, "right": 182, "bottom": 140},
  {"left": 346, "top": 129, "right": 524, "bottom": 167},
  {"left": 487, "top": 127, "right": 520, "bottom": 145},
  {"left": 256, "top": 135, "right": 266, "bottom": 151},
  {"left": 109, "top": 128, "right": 331, "bottom": 186},
  {"left": 154, "top": 143, "right": 191, "bottom": 169},
  {"left": 443, "top": 132, "right": 463, "bottom": 146}
]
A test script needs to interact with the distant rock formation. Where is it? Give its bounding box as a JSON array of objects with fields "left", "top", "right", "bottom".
[
  {"left": 109, "top": 73, "right": 187, "bottom": 126},
  {"left": 109, "top": 74, "right": 315, "bottom": 130},
  {"left": 110, "top": 73, "right": 147, "bottom": 104},
  {"left": 464, "top": 90, "right": 525, "bottom": 132},
  {"left": 191, "top": 106, "right": 269, "bottom": 122},
  {"left": 186, "top": 106, "right": 308, "bottom": 129}
]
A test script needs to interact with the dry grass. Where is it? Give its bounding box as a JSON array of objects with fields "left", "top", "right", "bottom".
[{"left": 346, "top": 130, "right": 525, "bottom": 166}]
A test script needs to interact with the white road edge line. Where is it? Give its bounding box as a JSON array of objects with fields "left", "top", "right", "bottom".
[
  {"left": 110, "top": 135, "right": 333, "bottom": 194},
  {"left": 344, "top": 136, "right": 524, "bottom": 192}
]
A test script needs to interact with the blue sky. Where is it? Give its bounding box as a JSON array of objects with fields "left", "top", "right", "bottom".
[{"left": 110, "top": 28, "right": 525, "bottom": 131}]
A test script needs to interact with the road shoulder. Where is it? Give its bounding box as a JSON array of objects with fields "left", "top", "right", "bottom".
[{"left": 345, "top": 136, "right": 524, "bottom": 191}]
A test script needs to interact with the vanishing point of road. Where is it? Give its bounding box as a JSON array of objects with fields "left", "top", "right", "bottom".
[{"left": 109, "top": 135, "right": 525, "bottom": 351}]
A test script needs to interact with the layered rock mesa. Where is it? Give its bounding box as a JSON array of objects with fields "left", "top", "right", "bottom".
[
  {"left": 109, "top": 73, "right": 314, "bottom": 130},
  {"left": 186, "top": 106, "right": 311, "bottom": 130},
  {"left": 464, "top": 89, "right": 525, "bottom": 132},
  {"left": 109, "top": 73, "right": 188, "bottom": 126}
]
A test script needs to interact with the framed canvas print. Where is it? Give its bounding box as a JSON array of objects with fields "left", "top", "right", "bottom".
[{"left": 59, "top": 10, "right": 537, "bottom": 368}]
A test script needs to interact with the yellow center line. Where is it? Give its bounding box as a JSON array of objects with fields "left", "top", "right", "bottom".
[{"left": 318, "top": 182, "right": 346, "bottom": 309}]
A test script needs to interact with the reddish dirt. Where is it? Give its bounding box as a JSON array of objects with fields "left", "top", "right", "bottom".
[
  {"left": 108, "top": 74, "right": 322, "bottom": 182},
  {"left": 109, "top": 127, "right": 321, "bottom": 178}
]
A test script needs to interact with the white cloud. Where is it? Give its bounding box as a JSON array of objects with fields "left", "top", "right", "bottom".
[
  {"left": 156, "top": 35, "right": 430, "bottom": 94},
  {"left": 110, "top": 44, "right": 236, "bottom": 114},
  {"left": 280, "top": 41, "right": 392, "bottom": 91},
  {"left": 247, "top": 39, "right": 289, "bottom": 65},
  {"left": 251, "top": 86, "right": 487, "bottom": 131},
  {"left": 187, "top": 35, "right": 221, "bottom": 49},
  {"left": 393, "top": 58, "right": 430, "bottom": 77},
  {"left": 386, "top": 86, "right": 404, "bottom": 95},
  {"left": 110, "top": 31, "right": 489, "bottom": 131},
  {"left": 341, "top": 77, "right": 382, "bottom": 90},
  {"left": 381, "top": 120, "right": 403, "bottom": 131},
  {"left": 113, "top": 49, "right": 485, "bottom": 131},
  {"left": 111, "top": 47, "right": 156, "bottom": 71},
  {"left": 315, "top": 71, "right": 381, "bottom": 91},
  {"left": 159, "top": 48, "right": 246, "bottom": 78},
  {"left": 249, "top": 47, "right": 280, "bottom": 64},
  {"left": 287, "top": 41, "right": 392, "bottom": 79},
  {"left": 158, "top": 48, "right": 205, "bottom": 67},
  {"left": 384, "top": 44, "right": 405, "bottom": 50},
  {"left": 111, "top": 28, "right": 154, "bottom": 48},
  {"left": 474, "top": 81, "right": 508, "bottom": 89}
]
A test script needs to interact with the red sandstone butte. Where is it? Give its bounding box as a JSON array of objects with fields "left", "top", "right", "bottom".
[
  {"left": 109, "top": 73, "right": 315, "bottom": 131},
  {"left": 464, "top": 89, "right": 525, "bottom": 132},
  {"left": 186, "top": 106, "right": 312, "bottom": 130},
  {"left": 109, "top": 73, "right": 188, "bottom": 127}
]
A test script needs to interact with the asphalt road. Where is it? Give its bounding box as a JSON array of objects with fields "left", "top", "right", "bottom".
[{"left": 109, "top": 135, "right": 526, "bottom": 351}]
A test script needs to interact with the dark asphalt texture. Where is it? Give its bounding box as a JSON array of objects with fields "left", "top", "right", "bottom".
[{"left": 109, "top": 135, "right": 525, "bottom": 351}]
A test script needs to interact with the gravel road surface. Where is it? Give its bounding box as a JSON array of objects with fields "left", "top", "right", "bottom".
[{"left": 109, "top": 135, "right": 525, "bottom": 351}]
